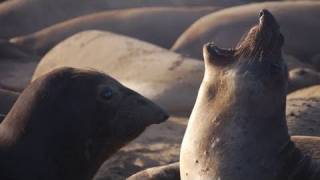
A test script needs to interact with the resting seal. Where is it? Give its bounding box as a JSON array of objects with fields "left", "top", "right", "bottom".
[
  {"left": 0, "top": 0, "right": 248, "bottom": 38},
  {"left": 10, "top": 7, "right": 220, "bottom": 55},
  {"left": 0, "top": 67, "right": 168, "bottom": 180},
  {"left": 31, "top": 31, "right": 204, "bottom": 116}
]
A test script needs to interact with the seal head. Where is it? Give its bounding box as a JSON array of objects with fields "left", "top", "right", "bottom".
[{"left": 0, "top": 67, "right": 168, "bottom": 180}]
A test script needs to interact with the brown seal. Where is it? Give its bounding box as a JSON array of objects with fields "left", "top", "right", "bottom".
[
  {"left": 0, "top": 0, "right": 245, "bottom": 39},
  {"left": 10, "top": 7, "right": 220, "bottom": 55},
  {"left": 127, "top": 10, "right": 320, "bottom": 180},
  {"left": 0, "top": 67, "right": 168, "bottom": 180},
  {"left": 180, "top": 9, "right": 320, "bottom": 180}
]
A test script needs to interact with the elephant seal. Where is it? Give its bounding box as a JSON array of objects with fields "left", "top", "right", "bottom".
[
  {"left": 288, "top": 68, "right": 320, "bottom": 93},
  {"left": 0, "top": 88, "right": 18, "bottom": 116},
  {"left": 0, "top": 0, "right": 248, "bottom": 38},
  {"left": 32, "top": 31, "right": 204, "bottom": 116},
  {"left": 0, "top": 40, "right": 39, "bottom": 91},
  {"left": 171, "top": 1, "right": 320, "bottom": 62},
  {"left": 10, "top": 7, "right": 220, "bottom": 54},
  {"left": 0, "top": 67, "right": 168, "bottom": 180},
  {"left": 180, "top": 9, "right": 320, "bottom": 180}
]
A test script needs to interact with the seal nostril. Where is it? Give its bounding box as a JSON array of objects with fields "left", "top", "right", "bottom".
[
  {"left": 259, "top": 10, "right": 264, "bottom": 17},
  {"left": 259, "top": 9, "right": 269, "bottom": 18}
]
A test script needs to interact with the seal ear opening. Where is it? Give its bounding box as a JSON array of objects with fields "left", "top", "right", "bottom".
[{"left": 203, "top": 42, "right": 234, "bottom": 67}]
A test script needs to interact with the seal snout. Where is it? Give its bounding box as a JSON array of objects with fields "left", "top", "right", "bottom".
[
  {"left": 258, "top": 9, "right": 279, "bottom": 31},
  {"left": 160, "top": 113, "right": 169, "bottom": 123},
  {"left": 154, "top": 105, "right": 169, "bottom": 124}
]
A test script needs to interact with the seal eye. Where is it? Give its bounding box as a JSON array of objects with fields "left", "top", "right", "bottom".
[{"left": 101, "top": 88, "right": 113, "bottom": 100}]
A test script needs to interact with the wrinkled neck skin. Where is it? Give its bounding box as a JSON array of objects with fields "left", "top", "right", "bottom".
[
  {"left": 181, "top": 70, "right": 317, "bottom": 180},
  {"left": 0, "top": 87, "right": 117, "bottom": 180}
]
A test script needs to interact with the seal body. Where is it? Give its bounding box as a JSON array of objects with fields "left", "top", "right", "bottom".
[
  {"left": 180, "top": 10, "right": 320, "bottom": 180},
  {"left": 0, "top": 0, "right": 247, "bottom": 38},
  {"left": 10, "top": 7, "right": 220, "bottom": 54},
  {"left": 32, "top": 31, "right": 203, "bottom": 116},
  {"left": 0, "top": 67, "right": 168, "bottom": 180},
  {"left": 172, "top": 1, "right": 320, "bottom": 62}
]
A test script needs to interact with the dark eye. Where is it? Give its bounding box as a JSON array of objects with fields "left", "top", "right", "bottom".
[{"left": 101, "top": 88, "right": 113, "bottom": 100}]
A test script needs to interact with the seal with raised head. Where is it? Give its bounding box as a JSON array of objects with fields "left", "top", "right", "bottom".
[
  {"left": 180, "top": 9, "right": 320, "bottom": 180},
  {"left": 0, "top": 67, "right": 168, "bottom": 180},
  {"left": 127, "top": 9, "right": 320, "bottom": 180}
]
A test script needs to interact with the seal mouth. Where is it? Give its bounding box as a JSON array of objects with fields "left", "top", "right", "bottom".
[
  {"left": 236, "top": 9, "right": 284, "bottom": 59},
  {"left": 204, "top": 42, "right": 233, "bottom": 57},
  {"left": 203, "top": 42, "right": 235, "bottom": 65}
]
